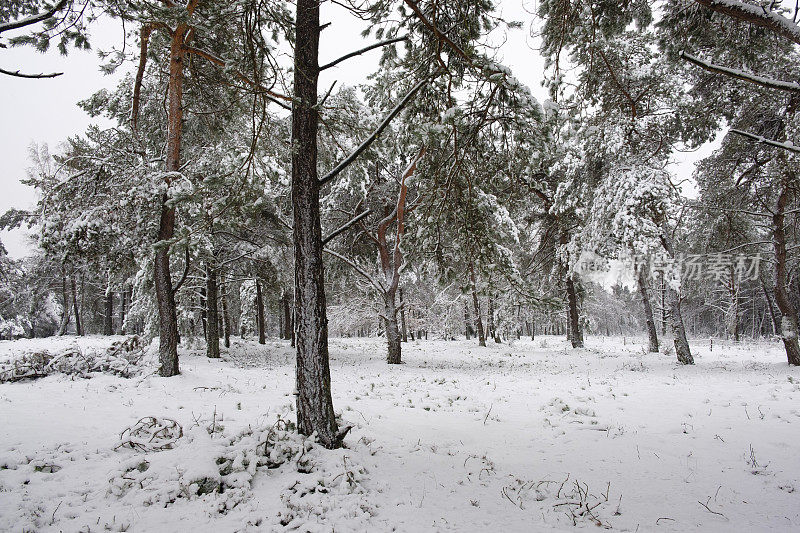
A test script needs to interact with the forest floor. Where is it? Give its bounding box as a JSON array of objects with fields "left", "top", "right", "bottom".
[{"left": 0, "top": 334, "right": 798, "bottom": 532}]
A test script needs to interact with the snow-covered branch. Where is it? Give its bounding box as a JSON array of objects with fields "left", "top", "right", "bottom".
[
  {"left": 729, "top": 128, "right": 800, "bottom": 154},
  {"left": 680, "top": 51, "right": 800, "bottom": 93},
  {"left": 318, "top": 76, "right": 431, "bottom": 187},
  {"left": 322, "top": 209, "right": 371, "bottom": 245},
  {"left": 324, "top": 248, "right": 384, "bottom": 292},
  {"left": 320, "top": 36, "right": 408, "bottom": 71},
  {"left": 0, "top": 0, "right": 68, "bottom": 35},
  {"left": 693, "top": 0, "right": 800, "bottom": 46}
]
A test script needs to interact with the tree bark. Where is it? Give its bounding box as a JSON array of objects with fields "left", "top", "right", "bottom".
[
  {"left": 221, "top": 275, "right": 231, "bottom": 348},
  {"left": 399, "top": 288, "right": 408, "bottom": 342},
  {"left": 469, "top": 264, "right": 486, "bottom": 347},
  {"left": 668, "top": 283, "right": 693, "bottom": 364},
  {"left": 283, "top": 289, "right": 293, "bottom": 340},
  {"left": 154, "top": 21, "right": 188, "bottom": 377},
  {"left": 565, "top": 274, "right": 584, "bottom": 348},
  {"left": 772, "top": 181, "right": 800, "bottom": 365},
  {"left": 636, "top": 267, "right": 659, "bottom": 352},
  {"left": 58, "top": 274, "right": 70, "bottom": 336},
  {"left": 205, "top": 261, "right": 220, "bottom": 358},
  {"left": 104, "top": 288, "right": 113, "bottom": 336},
  {"left": 292, "top": 0, "right": 340, "bottom": 448},
  {"left": 255, "top": 279, "right": 266, "bottom": 344},
  {"left": 661, "top": 229, "right": 693, "bottom": 364},
  {"left": 464, "top": 300, "right": 471, "bottom": 340},
  {"left": 761, "top": 279, "right": 780, "bottom": 335},
  {"left": 71, "top": 276, "right": 83, "bottom": 336},
  {"left": 384, "top": 294, "right": 402, "bottom": 364}
]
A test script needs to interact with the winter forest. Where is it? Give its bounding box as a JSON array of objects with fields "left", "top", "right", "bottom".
[{"left": 1, "top": 0, "right": 800, "bottom": 530}]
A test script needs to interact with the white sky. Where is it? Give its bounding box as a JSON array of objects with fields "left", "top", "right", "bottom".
[{"left": 0, "top": 0, "right": 709, "bottom": 259}]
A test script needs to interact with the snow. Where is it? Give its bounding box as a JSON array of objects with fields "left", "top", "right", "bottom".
[{"left": 1, "top": 334, "right": 799, "bottom": 531}]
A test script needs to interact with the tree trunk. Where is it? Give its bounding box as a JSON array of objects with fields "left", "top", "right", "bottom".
[
  {"left": 154, "top": 23, "right": 188, "bottom": 378},
  {"left": 221, "top": 276, "right": 231, "bottom": 348},
  {"left": 255, "top": 279, "right": 265, "bottom": 345},
  {"left": 200, "top": 286, "right": 208, "bottom": 340},
  {"left": 761, "top": 279, "right": 780, "bottom": 336},
  {"left": 291, "top": 0, "right": 340, "bottom": 448},
  {"left": 772, "top": 181, "right": 800, "bottom": 365},
  {"left": 104, "top": 288, "right": 113, "bottom": 336},
  {"left": 469, "top": 263, "right": 486, "bottom": 346},
  {"left": 205, "top": 262, "right": 220, "bottom": 358},
  {"left": 384, "top": 294, "right": 402, "bottom": 364},
  {"left": 58, "top": 274, "right": 70, "bottom": 336},
  {"left": 565, "top": 274, "right": 584, "bottom": 348},
  {"left": 660, "top": 273, "right": 667, "bottom": 336},
  {"left": 71, "top": 276, "right": 83, "bottom": 336},
  {"left": 119, "top": 289, "right": 126, "bottom": 335},
  {"left": 668, "top": 283, "right": 694, "bottom": 364},
  {"left": 399, "top": 288, "right": 408, "bottom": 343},
  {"left": 637, "top": 267, "right": 659, "bottom": 353},
  {"left": 464, "top": 300, "right": 471, "bottom": 339},
  {"left": 488, "top": 294, "right": 501, "bottom": 343},
  {"left": 283, "top": 289, "right": 293, "bottom": 340}
]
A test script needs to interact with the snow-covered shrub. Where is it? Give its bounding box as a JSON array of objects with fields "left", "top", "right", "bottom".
[{"left": 0, "top": 336, "right": 145, "bottom": 382}]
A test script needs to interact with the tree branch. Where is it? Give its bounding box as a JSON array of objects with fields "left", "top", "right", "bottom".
[
  {"left": 680, "top": 51, "right": 800, "bottom": 93},
  {"left": 324, "top": 248, "right": 384, "bottom": 292},
  {"left": 183, "top": 45, "right": 292, "bottom": 110},
  {"left": 0, "top": 0, "right": 68, "bottom": 35},
  {"left": 319, "top": 75, "right": 432, "bottom": 186},
  {"left": 322, "top": 209, "right": 371, "bottom": 245},
  {"left": 0, "top": 66, "right": 62, "bottom": 78},
  {"left": 730, "top": 128, "right": 800, "bottom": 154},
  {"left": 693, "top": 0, "right": 800, "bottom": 46},
  {"left": 320, "top": 35, "right": 408, "bottom": 71}
]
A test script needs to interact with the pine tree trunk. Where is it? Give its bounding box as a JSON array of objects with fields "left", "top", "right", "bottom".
[
  {"left": 668, "top": 283, "right": 694, "bottom": 364},
  {"left": 468, "top": 263, "right": 486, "bottom": 347},
  {"left": 292, "top": 0, "right": 340, "bottom": 448},
  {"left": 154, "top": 23, "right": 188, "bottom": 378},
  {"left": 565, "top": 275, "right": 584, "bottom": 348},
  {"left": 488, "top": 294, "right": 501, "bottom": 343},
  {"left": 71, "top": 277, "right": 83, "bottom": 336},
  {"left": 221, "top": 276, "right": 231, "bottom": 348},
  {"left": 761, "top": 280, "right": 780, "bottom": 336},
  {"left": 283, "top": 289, "right": 293, "bottom": 340},
  {"left": 384, "top": 294, "right": 402, "bottom": 364},
  {"left": 58, "top": 274, "right": 70, "bottom": 336},
  {"left": 200, "top": 286, "right": 208, "bottom": 340},
  {"left": 772, "top": 182, "right": 800, "bottom": 365},
  {"left": 464, "top": 300, "right": 471, "bottom": 340},
  {"left": 104, "top": 288, "right": 113, "bottom": 336},
  {"left": 119, "top": 289, "right": 126, "bottom": 335},
  {"left": 660, "top": 273, "right": 667, "bottom": 336},
  {"left": 255, "top": 280, "right": 266, "bottom": 345},
  {"left": 205, "top": 262, "right": 220, "bottom": 358},
  {"left": 399, "top": 288, "right": 408, "bottom": 343},
  {"left": 637, "top": 268, "right": 659, "bottom": 353}
]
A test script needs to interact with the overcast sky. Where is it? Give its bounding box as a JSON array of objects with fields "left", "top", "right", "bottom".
[{"left": 0, "top": 0, "right": 712, "bottom": 260}]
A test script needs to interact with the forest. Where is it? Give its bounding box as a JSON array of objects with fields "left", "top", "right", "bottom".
[{"left": 1, "top": 0, "right": 799, "bottom": 531}]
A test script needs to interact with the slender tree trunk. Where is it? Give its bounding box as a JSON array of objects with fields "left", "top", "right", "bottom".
[
  {"left": 399, "top": 288, "right": 408, "bottom": 343},
  {"left": 464, "top": 300, "right": 471, "bottom": 340},
  {"left": 668, "top": 284, "right": 693, "bottom": 364},
  {"left": 488, "top": 294, "right": 501, "bottom": 343},
  {"left": 772, "top": 181, "right": 800, "bottom": 365},
  {"left": 221, "top": 276, "right": 231, "bottom": 349},
  {"left": 119, "top": 289, "right": 126, "bottom": 335},
  {"left": 661, "top": 229, "right": 693, "bottom": 364},
  {"left": 255, "top": 280, "right": 266, "bottom": 345},
  {"left": 660, "top": 273, "right": 667, "bottom": 336},
  {"left": 468, "top": 264, "right": 486, "bottom": 347},
  {"left": 200, "top": 286, "right": 208, "bottom": 340},
  {"left": 637, "top": 268, "right": 659, "bottom": 353},
  {"left": 761, "top": 279, "right": 780, "bottom": 336},
  {"left": 104, "top": 289, "right": 113, "bottom": 336},
  {"left": 154, "top": 23, "right": 188, "bottom": 377},
  {"left": 565, "top": 274, "right": 584, "bottom": 348},
  {"left": 58, "top": 274, "right": 70, "bottom": 336},
  {"left": 292, "top": 0, "right": 339, "bottom": 448},
  {"left": 205, "top": 262, "right": 220, "bottom": 358},
  {"left": 71, "top": 277, "right": 83, "bottom": 336},
  {"left": 283, "top": 289, "right": 293, "bottom": 340},
  {"left": 384, "top": 294, "right": 402, "bottom": 364}
]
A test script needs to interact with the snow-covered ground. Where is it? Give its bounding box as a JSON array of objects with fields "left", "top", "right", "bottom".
[{"left": 0, "top": 334, "right": 798, "bottom": 532}]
